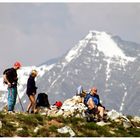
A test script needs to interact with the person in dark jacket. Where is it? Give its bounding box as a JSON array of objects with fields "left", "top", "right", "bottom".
[
  {"left": 3, "top": 61, "right": 22, "bottom": 113},
  {"left": 26, "top": 70, "right": 38, "bottom": 113}
]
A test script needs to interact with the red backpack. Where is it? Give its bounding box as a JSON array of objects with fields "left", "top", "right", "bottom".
[{"left": 55, "top": 101, "right": 62, "bottom": 108}]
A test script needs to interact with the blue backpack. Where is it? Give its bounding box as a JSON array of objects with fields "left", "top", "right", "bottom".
[{"left": 84, "top": 93, "right": 99, "bottom": 107}]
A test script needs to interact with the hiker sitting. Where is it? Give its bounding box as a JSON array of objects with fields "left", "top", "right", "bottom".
[
  {"left": 84, "top": 87, "right": 105, "bottom": 121},
  {"left": 35, "top": 93, "right": 51, "bottom": 113}
]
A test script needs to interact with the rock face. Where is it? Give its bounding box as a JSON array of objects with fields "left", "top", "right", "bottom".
[
  {"left": 56, "top": 96, "right": 86, "bottom": 118},
  {"left": 37, "top": 95, "right": 138, "bottom": 130}
]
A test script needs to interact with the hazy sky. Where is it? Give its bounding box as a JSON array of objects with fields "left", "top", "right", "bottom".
[{"left": 0, "top": 3, "right": 140, "bottom": 73}]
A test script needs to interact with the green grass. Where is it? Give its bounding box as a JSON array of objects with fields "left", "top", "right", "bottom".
[
  {"left": 0, "top": 111, "right": 140, "bottom": 137},
  {"left": 17, "top": 128, "right": 30, "bottom": 137}
]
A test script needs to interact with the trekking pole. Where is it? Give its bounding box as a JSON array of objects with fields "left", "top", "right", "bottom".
[{"left": 17, "top": 92, "right": 24, "bottom": 112}]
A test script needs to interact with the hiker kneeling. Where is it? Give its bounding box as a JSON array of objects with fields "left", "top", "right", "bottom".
[{"left": 84, "top": 87, "right": 105, "bottom": 122}]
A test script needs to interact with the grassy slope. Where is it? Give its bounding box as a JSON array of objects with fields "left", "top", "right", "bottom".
[{"left": 0, "top": 111, "right": 140, "bottom": 137}]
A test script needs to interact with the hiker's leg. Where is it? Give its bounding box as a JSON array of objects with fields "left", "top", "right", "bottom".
[
  {"left": 87, "top": 98, "right": 95, "bottom": 110},
  {"left": 12, "top": 87, "right": 17, "bottom": 111},
  {"left": 98, "top": 106, "right": 104, "bottom": 118},
  {"left": 7, "top": 87, "right": 14, "bottom": 111},
  {"left": 26, "top": 101, "right": 32, "bottom": 112},
  {"left": 29, "top": 94, "right": 36, "bottom": 113},
  {"left": 34, "top": 106, "right": 39, "bottom": 114},
  {"left": 26, "top": 95, "right": 34, "bottom": 112}
]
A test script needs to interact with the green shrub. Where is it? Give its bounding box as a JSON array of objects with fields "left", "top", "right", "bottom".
[
  {"left": 48, "top": 125, "right": 58, "bottom": 132},
  {"left": 17, "top": 129, "right": 30, "bottom": 137},
  {"left": 36, "top": 127, "right": 49, "bottom": 137}
]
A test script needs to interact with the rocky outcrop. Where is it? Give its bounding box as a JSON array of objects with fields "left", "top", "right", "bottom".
[{"left": 36, "top": 95, "right": 139, "bottom": 130}]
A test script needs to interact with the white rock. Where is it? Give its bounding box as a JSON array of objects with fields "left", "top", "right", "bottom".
[
  {"left": 123, "top": 120, "right": 132, "bottom": 128},
  {"left": 107, "top": 109, "right": 122, "bottom": 120},
  {"left": 96, "top": 121, "right": 111, "bottom": 126},
  {"left": 56, "top": 109, "right": 64, "bottom": 116},
  {"left": 0, "top": 121, "right": 2, "bottom": 129},
  {"left": 56, "top": 96, "right": 86, "bottom": 118},
  {"left": 72, "top": 95, "right": 83, "bottom": 103},
  {"left": 40, "top": 112, "right": 47, "bottom": 116},
  {"left": 34, "top": 126, "right": 40, "bottom": 133},
  {"left": 34, "top": 127, "right": 39, "bottom": 133},
  {"left": 47, "top": 106, "right": 59, "bottom": 116},
  {"left": 133, "top": 116, "right": 140, "bottom": 123},
  {"left": 10, "top": 121, "right": 19, "bottom": 127},
  {"left": 57, "top": 126, "right": 75, "bottom": 137},
  {"left": 16, "top": 128, "right": 23, "bottom": 131}
]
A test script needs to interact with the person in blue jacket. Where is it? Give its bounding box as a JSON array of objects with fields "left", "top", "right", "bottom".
[{"left": 84, "top": 87, "right": 105, "bottom": 121}]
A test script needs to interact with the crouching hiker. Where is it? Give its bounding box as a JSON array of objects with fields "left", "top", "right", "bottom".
[
  {"left": 3, "top": 61, "right": 22, "bottom": 113},
  {"left": 84, "top": 87, "right": 105, "bottom": 122},
  {"left": 26, "top": 70, "right": 38, "bottom": 114}
]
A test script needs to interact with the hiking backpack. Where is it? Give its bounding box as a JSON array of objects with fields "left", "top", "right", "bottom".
[
  {"left": 54, "top": 101, "right": 63, "bottom": 108},
  {"left": 36, "top": 93, "right": 50, "bottom": 108},
  {"left": 84, "top": 93, "right": 99, "bottom": 107},
  {"left": 3, "top": 68, "right": 17, "bottom": 85},
  {"left": 76, "top": 85, "right": 87, "bottom": 97}
]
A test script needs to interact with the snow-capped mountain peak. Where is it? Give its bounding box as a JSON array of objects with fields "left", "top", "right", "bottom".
[
  {"left": 86, "top": 31, "right": 135, "bottom": 62},
  {"left": 65, "top": 31, "right": 135, "bottom": 65},
  {"left": 65, "top": 38, "right": 89, "bottom": 63}
]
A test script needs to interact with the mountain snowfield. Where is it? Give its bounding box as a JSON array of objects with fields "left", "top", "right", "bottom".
[{"left": 0, "top": 30, "right": 140, "bottom": 116}]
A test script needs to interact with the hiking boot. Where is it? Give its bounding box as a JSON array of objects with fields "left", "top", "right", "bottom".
[
  {"left": 97, "top": 114, "right": 104, "bottom": 122},
  {"left": 8, "top": 111, "right": 15, "bottom": 114},
  {"left": 86, "top": 115, "right": 98, "bottom": 122},
  {"left": 31, "top": 110, "right": 34, "bottom": 114},
  {"left": 85, "top": 109, "right": 97, "bottom": 122},
  {"left": 103, "top": 116, "right": 108, "bottom": 122},
  {"left": 26, "top": 110, "right": 29, "bottom": 114},
  {"left": 86, "top": 108, "right": 99, "bottom": 115}
]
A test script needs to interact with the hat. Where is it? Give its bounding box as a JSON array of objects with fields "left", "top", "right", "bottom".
[
  {"left": 91, "top": 87, "right": 97, "bottom": 93},
  {"left": 14, "top": 61, "right": 21, "bottom": 68}
]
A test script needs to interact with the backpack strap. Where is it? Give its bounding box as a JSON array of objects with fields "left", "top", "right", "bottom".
[{"left": 84, "top": 93, "right": 91, "bottom": 106}]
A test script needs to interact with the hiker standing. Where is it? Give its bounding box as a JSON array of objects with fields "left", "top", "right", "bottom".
[
  {"left": 3, "top": 61, "right": 22, "bottom": 113},
  {"left": 26, "top": 70, "right": 38, "bottom": 113}
]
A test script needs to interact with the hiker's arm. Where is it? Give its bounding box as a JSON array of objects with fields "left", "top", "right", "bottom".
[{"left": 3, "top": 74, "right": 11, "bottom": 87}]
